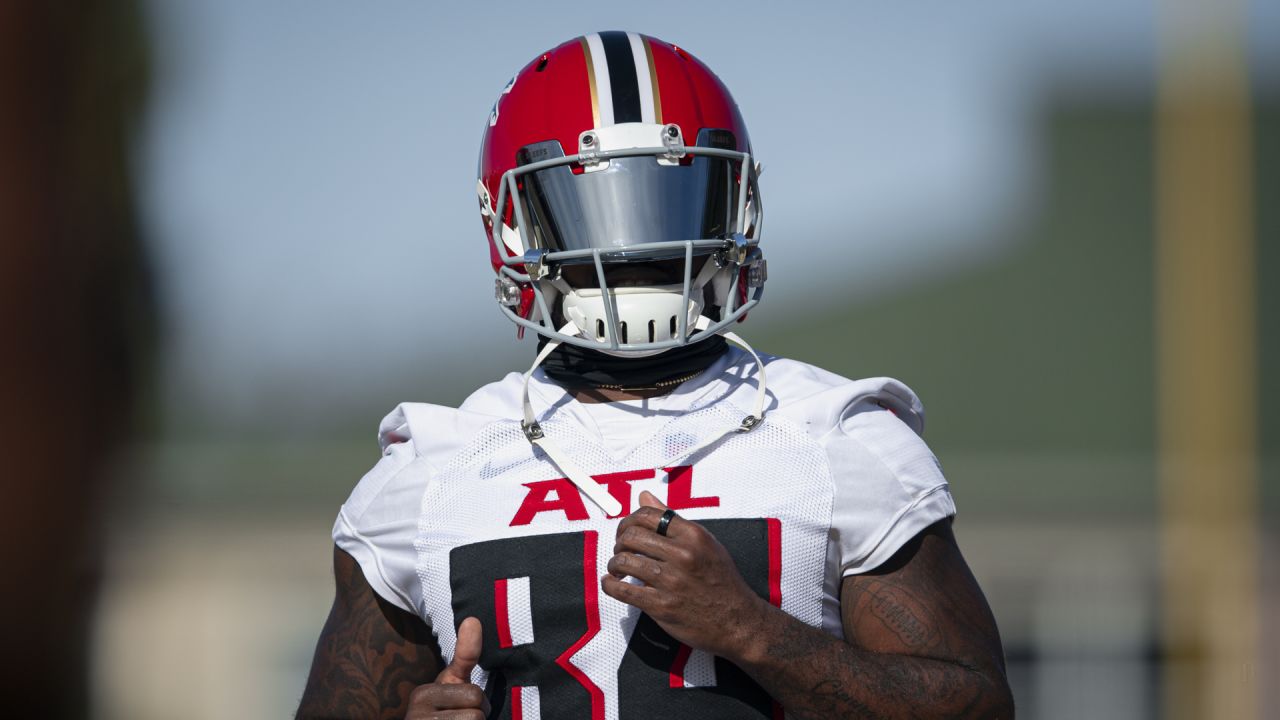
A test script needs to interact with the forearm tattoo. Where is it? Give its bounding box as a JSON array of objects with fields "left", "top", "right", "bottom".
[
  {"left": 757, "top": 606, "right": 993, "bottom": 719},
  {"left": 739, "top": 521, "right": 1013, "bottom": 719},
  {"left": 296, "top": 547, "right": 441, "bottom": 719}
]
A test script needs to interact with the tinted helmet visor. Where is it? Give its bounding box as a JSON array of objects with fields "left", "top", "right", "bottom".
[{"left": 515, "top": 130, "right": 742, "bottom": 263}]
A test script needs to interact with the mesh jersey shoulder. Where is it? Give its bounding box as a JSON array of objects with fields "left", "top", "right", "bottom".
[
  {"left": 761, "top": 354, "right": 926, "bottom": 437},
  {"left": 755, "top": 354, "right": 954, "bottom": 576},
  {"left": 457, "top": 371, "right": 526, "bottom": 417},
  {"left": 336, "top": 399, "right": 509, "bottom": 614}
]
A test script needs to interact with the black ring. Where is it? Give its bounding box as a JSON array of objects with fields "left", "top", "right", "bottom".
[{"left": 656, "top": 509, "right": 677, "bottom": 537}]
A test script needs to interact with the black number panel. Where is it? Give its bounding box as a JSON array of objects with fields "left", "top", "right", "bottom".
[
  {"left": 448, "top": 519, "right": 780, "bottom": 720},
  {"left": 617, "top": 519, "right": 776, "bottom": 719},
  {"left": 450, "top": 531, "right": 603, "bottom": 719}
]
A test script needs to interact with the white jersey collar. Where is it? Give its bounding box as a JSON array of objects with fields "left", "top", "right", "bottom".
[{"left": 520, "top": 321, "right": 768, "bottom": 516}]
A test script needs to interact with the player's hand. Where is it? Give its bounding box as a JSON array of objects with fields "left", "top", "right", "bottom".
[
  {"left": 405, "top": 616, "right": 491, "bottom": 720},
  {"left": 602, "top": 491, "right": 770, "bottom": 659}
]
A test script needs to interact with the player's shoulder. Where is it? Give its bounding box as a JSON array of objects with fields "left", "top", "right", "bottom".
[
  {"left": 751, "top": 352, "right": 927, "bottom": 438},
  {"left": 343, "top": 375, "right": 520, "bottom": 522},
  {"left": 377, "top": 372, "right": 524, "bottom": 459},
  {"left": 757, "top": 354, "right": 951, "bottom": 543}
]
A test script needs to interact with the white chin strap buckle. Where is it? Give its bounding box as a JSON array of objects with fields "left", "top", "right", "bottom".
[{"left": 521, "top": 421, "right": 545, "bottom": 441}]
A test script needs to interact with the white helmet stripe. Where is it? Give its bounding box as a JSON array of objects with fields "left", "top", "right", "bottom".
[
  {"left": 628, "top": 32, "right": 657, "bottom": 124},
  {"left": 583, "top": 33, "right": 614, "bottom": 127}
]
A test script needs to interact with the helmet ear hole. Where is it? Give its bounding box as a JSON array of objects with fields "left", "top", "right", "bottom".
[
  {"left": 619, "top": 322, "right": 628, "bottom": 344},
  {"left": 669, "top": 316, "right": 678, "bottom": 338},
  {"left": 596, "top": 319, "right": 606, "bottom": 340},
  {"left": 648, "top": 320, "right": 656, "bottom": 343}
]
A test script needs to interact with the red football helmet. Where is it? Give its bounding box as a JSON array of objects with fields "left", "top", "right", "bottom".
[{"left": 478, "top": 32, "right": 765, "bottom": 355}]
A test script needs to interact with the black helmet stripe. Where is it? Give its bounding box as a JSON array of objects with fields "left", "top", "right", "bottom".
[{"left": 597, "top": 31, "right": 642, "bottom": 123}]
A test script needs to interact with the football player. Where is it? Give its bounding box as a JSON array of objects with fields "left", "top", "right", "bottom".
[{"left": 298, "top": 32, "right": 1013, "bottom": 720}]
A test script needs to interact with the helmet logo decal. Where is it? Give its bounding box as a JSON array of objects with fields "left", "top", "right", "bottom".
[
  {"left": 581, "top": 32, "right": 661, "bottom": 127},
  {"left": 487, "top": 74, "right": 517, "bottom": 128}
]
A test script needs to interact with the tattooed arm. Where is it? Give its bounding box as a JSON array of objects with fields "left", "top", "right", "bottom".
[
  {"left": 296, "top": 546, "right": 442, "bottom": 719},
  {"left": 606, "top": 496, "right": 1012, "bottom": 718},
  {"left": 735, "top": 519, "right": 1013, "bottom": 719}
]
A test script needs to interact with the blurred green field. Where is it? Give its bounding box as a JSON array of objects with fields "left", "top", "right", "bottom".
[{"left": 753, "top": 94, "right": 1277, "bottom": 519}]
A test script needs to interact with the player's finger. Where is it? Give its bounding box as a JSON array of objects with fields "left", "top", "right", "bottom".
[
  {"left": 637, "top": 490, "right": 667, "bottom": 510},
  {"left": 617, "top": 501, "right": 688, "bottom": 540},
  {"left": 607, "top": 550, "right": 669, "bottom": 584},
  {"left": 613, "top": 523, "right": 684, "bottom": 561},
  {"left": 407, "top": 710, "right": 486, "bottom": 720},
  {"left": 436, "top": 617, "right": 483, "bottom": 684},
  {"left": 408, "top": 683, "right": 491, "bottom": 712},
  {"left": 601, "top": 573, "right": 662, "bottom": 611}
]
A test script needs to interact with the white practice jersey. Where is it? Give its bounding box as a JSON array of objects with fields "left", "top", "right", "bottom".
[{"left": 333, "top": 348, "right": 955, "bottom": 720}]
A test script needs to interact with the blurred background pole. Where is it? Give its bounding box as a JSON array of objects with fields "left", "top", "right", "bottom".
[{"left": 1157, "top": 0, "right": 1258, "bottom": 718}]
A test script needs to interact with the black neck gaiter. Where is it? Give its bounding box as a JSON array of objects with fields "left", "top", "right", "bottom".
[{"left": 539, "top": 335, "right": 729, "bottom": 389}]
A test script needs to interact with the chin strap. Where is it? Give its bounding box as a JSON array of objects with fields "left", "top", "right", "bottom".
[{"left": 521, "top": 317, "right": 768, "bottom": 516}]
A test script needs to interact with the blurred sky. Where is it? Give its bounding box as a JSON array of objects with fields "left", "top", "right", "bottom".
[{"left": 140, "top": 0, "right": 1280, "bottom": 430}]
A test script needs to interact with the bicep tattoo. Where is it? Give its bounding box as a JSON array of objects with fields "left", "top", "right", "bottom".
[
  {"left": 843, "top": 575, "right": 948, "bottom": 655},
  {"left": 296, "top": 546, "right": 441, "bottom": 719},
  {"left": 842, "top": 519, "right": 1005, "bottom": 673}
]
